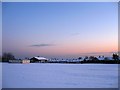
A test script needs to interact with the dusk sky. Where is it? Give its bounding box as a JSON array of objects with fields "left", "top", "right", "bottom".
[{"left": 3, "top": 2, "right": 118, "bottom": 59}]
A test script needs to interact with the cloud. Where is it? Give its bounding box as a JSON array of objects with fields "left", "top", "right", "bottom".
[{"left": 29, "top": 44, "right": 54, "bottom": 47}]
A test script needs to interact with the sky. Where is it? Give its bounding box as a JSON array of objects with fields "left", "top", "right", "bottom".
[
  {"left": 0, "top": 2, "right": 2, "bottom": 56},
  {"left": 2, "top": 2, "right": 118, "bottom": 59}
]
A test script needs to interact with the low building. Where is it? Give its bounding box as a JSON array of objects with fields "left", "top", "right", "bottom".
[
  {"left": 22, "top": 59, "right": 30, "bottom": 64},
  {"left": 9, "top": 59, "right": 30, "bottom": 64},
  {"left": 30, "top": 56, "right": 48, "bottom": 63},
  {"left": 9, "top": 60, "right": 22, "bottom": 63}
]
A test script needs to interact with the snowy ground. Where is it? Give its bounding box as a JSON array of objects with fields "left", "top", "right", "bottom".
[
  {"left": 0, "top": 63, "right": 2, "bottom": 89},
  {"left": 2, "top": 63, "right": 118, "bottom": 88}
]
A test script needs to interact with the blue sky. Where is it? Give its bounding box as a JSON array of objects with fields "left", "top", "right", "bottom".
[{"left": 2, "top": 2, "right": 118, "bottom": 59}]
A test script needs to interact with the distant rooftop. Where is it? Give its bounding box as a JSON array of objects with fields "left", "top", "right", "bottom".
[{"left": 34, "top": 56, "right": 48, "bottom": 60}]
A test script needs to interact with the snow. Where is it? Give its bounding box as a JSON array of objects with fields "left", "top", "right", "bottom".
[
  {"left": 2, "top": 63, "right": 118, "bottom": 88},
  {"left": 34, "top": 57, "right": 48, "bottom": 60},
  {"left": 97, "top": 57, "right": 105, "bottom": 60},
  {"left": 0, "top": 63, "right": 2, "bottom": 89}
]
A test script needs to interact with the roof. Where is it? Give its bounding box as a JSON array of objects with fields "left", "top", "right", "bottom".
[{"left": 34, "top": 57, "right": 48, "bottom": 60}]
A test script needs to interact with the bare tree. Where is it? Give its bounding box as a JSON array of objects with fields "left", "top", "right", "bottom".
[{"left": 2, "top": 52, "right": 15, "bottom": 62}]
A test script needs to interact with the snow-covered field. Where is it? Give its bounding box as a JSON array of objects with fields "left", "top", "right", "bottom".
[
  {"left": 2, "top": 63, "right": 118, "bottom": 88},
  {"left": 0, "top": 63, "right": 2, "bottom": 89}
]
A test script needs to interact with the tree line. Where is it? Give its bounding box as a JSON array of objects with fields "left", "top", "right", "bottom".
[
  {"left": 1, "top": 52, "right": 15, "bottom": 62},
  {"left": 0, "top": 52, "right": 120, "bottom": 64},
  {"left": 80, "top": 53, "right": 120, "bottom": 64}
]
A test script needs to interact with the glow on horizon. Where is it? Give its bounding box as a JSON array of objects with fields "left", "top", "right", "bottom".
[{"left": 2, "top": 2, "right": 118, "bottom": 58}]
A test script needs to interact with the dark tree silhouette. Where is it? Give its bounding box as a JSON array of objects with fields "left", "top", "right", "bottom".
[
  {"left": 99, "top": 56, "right": 101, "bottom": 58},
  {"left": 104, "top": 57, "right": 109, "bottom": 60},
  {"left": 89, "top": 56, "right": 95, "bottom": 60},
  {"left": 78, "top": 57, "right": 82, "bottom": 60},
  {"left": 84, "top": 56, "right": 88, "bottom": 60},
  {"left": 112, "top": 53, "right": 119, "bottom": 60},
  {"left": 2, "top": 52, "right": 15, "bottom": 62},
  {"left": 0, "top": 56, "right": 2, "bottom": 62}
]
